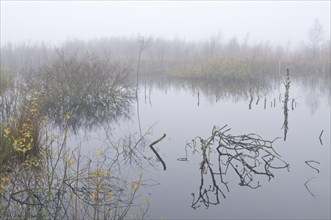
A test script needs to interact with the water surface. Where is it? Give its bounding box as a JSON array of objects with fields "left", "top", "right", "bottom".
[{"left": 67, "top": 79, "right": 330, "bottom": 219}]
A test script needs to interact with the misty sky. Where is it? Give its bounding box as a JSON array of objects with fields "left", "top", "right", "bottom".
[{"left": 1, "top": 1, "right": 330, "bottom": 46}]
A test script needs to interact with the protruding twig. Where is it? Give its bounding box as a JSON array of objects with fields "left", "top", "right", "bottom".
[
  {"left": 197, "top": 91, "right": 200, "bottom": 107},
  {"left": 255, "top": 95, "right": 260, "bottom": 105},
  {"left": 248, "top": 88, "right": 253, "bottom": 109},
  {"left": 177, "top": 141, "right": 190, "bottom": 161},
  {"left": 319, "top": 130, "right": 324, "bottom": 145},
  {"left": 149, "top": 134, "right": 167, "bottom": 170},
  {"left": 305, "top": 160, "right": 320, "bottom": 173},
  {"left": 304, "top": 177, "right": 317, "bottom": 197},
  {"left": 264, "top": 96, "right": 266, "bottom": 109}
]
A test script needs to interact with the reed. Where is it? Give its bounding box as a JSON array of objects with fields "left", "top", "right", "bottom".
[{"left": 0, "top": 90, "right": 41, "bottom": 173}]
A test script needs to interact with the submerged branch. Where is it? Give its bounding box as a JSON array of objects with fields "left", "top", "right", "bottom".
[
  {"left": 305, "top": 160, "right": 320, "bottom": 173},
  {"left": 149, "top": 134, "right": 167, "bottom": 171},
  {"left": 319, "top": 130, "right": 324, "bottom": 145}
]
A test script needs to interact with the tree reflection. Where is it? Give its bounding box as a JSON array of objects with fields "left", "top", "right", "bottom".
[
  {"left": 166, "top": 76, "right": 273, "bottom": 104},
  {"left": 23, "top": 51, "right": 135, "bottom": 132},
  {"left": 185, "top": 125, "right": 289, "bottom": 209},
  {"left": 282, "top": 69, "right": 290, "bottom": 141},
  {"left": 42, "top": 95, "right": 132, "bottom": 133}
]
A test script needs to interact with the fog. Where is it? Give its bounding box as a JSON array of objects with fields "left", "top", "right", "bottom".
[
  {"left": 1, "top": 1, "right": 330, "bottom": 219},
  {"left": 1, "top": 1, "right": 330, "bottom": 46}
]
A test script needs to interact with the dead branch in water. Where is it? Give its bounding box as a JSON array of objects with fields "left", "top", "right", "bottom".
[
  {"left": 305, "top": 160, "right": 320, "bottom": 173},
  {"left": 319, "top": 130, "right": 324, "bottom": 145},
  {"left": 304, "top": 177, "right": 317, "bottom": 197},
  {"left": 282, "top": 69, "right": 291, "bottom": 141},
  {"left": 188, "top": 125, "right": 289, "bottom": 209},
  {"left": 149, "top": 134, "right": 167, "bottom": 170},
  {"left": 291, "top": 98, "right": 295, "bottom": 111}
]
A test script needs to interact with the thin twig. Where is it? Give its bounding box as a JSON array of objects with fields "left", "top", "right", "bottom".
[
  {"left": 149, "top": 134, "right": 167, "bottom": 170},
  {"left": 305, "top": 160, "right": 320, "bottom": 173},
  {"left": 319, "top": 130, "right": 324, "bottom": 145},
  {"left": 177, "top": 141, "right": 191, "bottom": 161},
  {"left": 304, "top": 177, "right": 317, "bottom": 197}
]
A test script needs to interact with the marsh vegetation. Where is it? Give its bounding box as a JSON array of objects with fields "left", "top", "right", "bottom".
[{"left": 0, "top": 28, "right": 330, "bottom": 219}]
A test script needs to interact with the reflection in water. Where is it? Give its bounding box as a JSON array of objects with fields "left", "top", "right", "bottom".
[
  {"left": 136, "top": 37, "right": 152, "bottom": 137},
  {"left": 185, "top": 125, "right": 290, "bottom": 209},
  {"left": 165, "top": 76, "right": 273, "bottom": 105},
  {"left": 249, "top": 88, "right": 253, "bottom": 109},
  {"left": 282, "top": 69, "right": 291, "bottom": 141},
  {"left": 23, "top": 52, "right": 135, "bottom": 132},
  {"left": 272, "top": 97, "right": 278, "bottom": 108},
  {"left": 255, "top": 94, "right": 260, "bottom": 105},
  {"left": 148, "top": 87, "right": 152, "bottom": 105},
  {"left": 197, "top": 90, "right": 200, "bottom": 106},
  {"left": 291, "top": 98, "right": 295, "bottom": 111},
  {"left": 42, "top": 97, "right": 132, "bottom": 133},
  {"left": 264, "top": 96, "right": 267, "bottom": 109},
  {"left": 136, "top": 96, "right": 143, "bottom": 137},
  {"left": 299, "top": 73, "right": 330, "bottom": 115},
  {"left": 143, "top": 85, "right": 153, "bottom": 106},
  {"left": 146, "top": 71, "right": 329, "bottom": 115}
]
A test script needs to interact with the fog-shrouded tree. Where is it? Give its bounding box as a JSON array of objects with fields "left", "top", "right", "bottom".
[
  {"left": 136, "top": 36, "right": 152, "bottom": 96},
  {"left": 203, "top": 32, "right": 222, "bottom": 59},
  {"left": 308, "top": 19, "right": 324, "bottom": 58}
]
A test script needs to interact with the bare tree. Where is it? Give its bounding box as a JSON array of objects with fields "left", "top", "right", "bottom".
[
  {"left": 135, "top": 35, "right": 151, "bottom": 137},
  {"left": 308, "top": 19, "right": 324, "bottom": 58}
]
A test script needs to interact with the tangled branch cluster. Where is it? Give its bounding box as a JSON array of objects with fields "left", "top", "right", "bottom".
[{"left": 189, "top": 125, "right": 290, "bottom": 209}]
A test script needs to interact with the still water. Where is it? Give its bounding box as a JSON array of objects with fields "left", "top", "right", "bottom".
[{"left": 67, "top": 79, "right": 330, "bottom": 219}]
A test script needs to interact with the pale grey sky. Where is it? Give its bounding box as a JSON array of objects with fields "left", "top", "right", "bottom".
[{"left": 1, "top": 1, "right": 330, "bottom": 46}]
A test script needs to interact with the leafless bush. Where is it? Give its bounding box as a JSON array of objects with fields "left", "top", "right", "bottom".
[{"left": 20, "top": 51, "right": 135, "bottom": 132}]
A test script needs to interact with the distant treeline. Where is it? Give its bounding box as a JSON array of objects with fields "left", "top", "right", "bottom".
[{"left": 1, "top": 34, "right": 330, "bottom": 81}]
